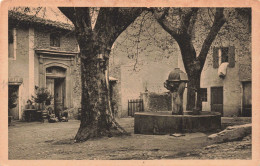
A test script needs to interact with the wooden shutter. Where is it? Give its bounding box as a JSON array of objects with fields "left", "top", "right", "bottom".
[
  {"left": 228, "top": 46, "right": 235, "bottom": 68},
  {"left": 213, "top": 47, "right": 219, "bottom": 68}
]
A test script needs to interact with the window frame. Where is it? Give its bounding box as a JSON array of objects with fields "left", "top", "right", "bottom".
[
  {"left": 50, "top": 33, "right": 60, "bottom": 47},
  {"left": 213, "top": 46, "right": 235, "bottom": 68},
  {"left": 218, "top": 47, "right": 229, "bottom": 65}
]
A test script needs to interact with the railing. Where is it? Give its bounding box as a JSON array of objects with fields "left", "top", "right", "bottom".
[{"left": 128, "top": 99, "right": 144, "bottom": 117}]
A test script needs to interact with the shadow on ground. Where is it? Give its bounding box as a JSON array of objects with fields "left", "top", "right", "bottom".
[{"left": 8, "top": 118, "right": 251, "bottom": 160}]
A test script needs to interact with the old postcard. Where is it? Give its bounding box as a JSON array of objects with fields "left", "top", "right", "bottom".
[{"left": 0, "top": 0, "right": 259, "bottom": 165}]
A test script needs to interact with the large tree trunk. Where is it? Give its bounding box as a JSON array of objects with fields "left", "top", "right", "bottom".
[
  {"left": 186, "top": 71, "right": 201, "bottom": 111},
  {"left": 177, "top": 35, "right": 202, "bottom": 111},
  {"left": 75, "top": 47, "right": 126, "bottom": 142},
  {"left": 58, "top": 7, "right": 145, "bottom": 142}
]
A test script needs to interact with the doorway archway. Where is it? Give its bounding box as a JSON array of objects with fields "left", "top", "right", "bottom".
[
  {"left": 45, "top": 66, "right": 67, "bottom": 115},
  {"left": 40, "top": 61, "right": 72, "bottom": 111}
]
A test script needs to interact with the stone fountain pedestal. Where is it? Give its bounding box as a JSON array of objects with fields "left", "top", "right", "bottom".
[
  {"left": 134, "top": 111, "right": 221, "bottom": 135},
  {"left": 134, "top": 68, "right": 221, "bottom": 135}
]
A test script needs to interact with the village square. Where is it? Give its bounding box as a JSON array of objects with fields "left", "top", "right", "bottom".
[{"left": 6, "top": 7, "right": 252, "bottom": 160}]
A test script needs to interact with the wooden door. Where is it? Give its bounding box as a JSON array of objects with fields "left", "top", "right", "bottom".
[
  {"left": 54, "top": 78, "right": 65, "bottom": 114},
  {"left": 242, "top": 82, "right": 251, "bottom": 117},
  {"left": 211, "top": 87, "right": 223, "bottom": 116},
  {"left": 8, "top": 85, "right": 19, "bottom": 119},
  {"left": 46, "top": 78, "right": 55, "bottom": 109}
]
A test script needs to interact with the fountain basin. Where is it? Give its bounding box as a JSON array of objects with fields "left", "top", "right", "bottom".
[{"left": 134, "top": 111, "right": 221, "bottom": 135}]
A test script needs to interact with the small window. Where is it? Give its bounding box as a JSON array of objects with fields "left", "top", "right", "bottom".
[
  {"left": 200, "top": 88, "right": 207, "bottom": 102},
  {"left": 50, "top": 33, "right": 60, "bottom": 47},
  {"left": 218, "top": 47, "right": 229, "bottom": 64},
  {"left": 213, "top": 46, "right": 235, "bottom": 68}
]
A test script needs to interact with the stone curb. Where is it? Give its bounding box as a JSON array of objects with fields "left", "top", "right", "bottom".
[{"left": 208, "top": 123, "right": 251, "bottom": 143}]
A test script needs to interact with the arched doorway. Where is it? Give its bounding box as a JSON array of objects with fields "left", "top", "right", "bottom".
[{"left": 45, "top": 66, "right": 66, "bottom": 116}]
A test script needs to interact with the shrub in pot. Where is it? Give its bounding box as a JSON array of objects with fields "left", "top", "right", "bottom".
[{"left": 32, "top": 86, "right": 53, "bottom": 122}]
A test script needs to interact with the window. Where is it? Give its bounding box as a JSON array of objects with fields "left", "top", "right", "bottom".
[
  {"left": 200, "top": 88, "right": 207, "bottom": 102},
  {"left": 50, "top": 33, "right": 60, "bottom": 47},
  {"left": 213, "top": 46, "right": 235, "bottom": 68},
  {"left": 218, "top": 47, "right": 229, "bottom": 64},
  {"left": 8, "top": 28, "right": 16, "bottom": 60}
]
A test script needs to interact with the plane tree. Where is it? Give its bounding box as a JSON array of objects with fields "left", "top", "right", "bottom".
[
  {"left": 58, "top": 7, "right": 145, "bottom": 142},
  {"left": 152, "top": 8, "right": 226, "bottom": 110}
]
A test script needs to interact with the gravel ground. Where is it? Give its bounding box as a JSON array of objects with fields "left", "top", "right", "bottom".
[
  {"left": 8, "top": 118, "right": 251, "bottom": 160},
  {"left": 174, "top": 135, "right": 251, "bottom": 159}
]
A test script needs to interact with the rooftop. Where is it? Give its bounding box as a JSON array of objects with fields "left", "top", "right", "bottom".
[{"left": 8, "top": 10, "right": 74, "bottom": 31}]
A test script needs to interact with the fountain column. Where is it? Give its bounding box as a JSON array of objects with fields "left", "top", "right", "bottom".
[{"left": 164, "top": 68, "right": 188, "bottom": 115}]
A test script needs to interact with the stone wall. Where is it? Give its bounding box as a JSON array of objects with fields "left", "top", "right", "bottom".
[
  {"left": 9, "top": 25, "right": 82, "bottom": 120},
  {"left": 109, "top": 13, "right": 180, "bottom": 117},
  {"left": 34, "top": 27, "right": 81, "bottom": 119},
  {"left": 198, "top": 9, "right": 251, "bottom": 116},
  {"left": 141, "top": 92, "right": 171, "bottom": 112},
  {"left": 118, "top": 63, "right": 178, "bottom": 117},
  {"left": 8, "top": 26, "right": 30, "bottom": 119},
  {"left": 34, "top": 26, "right": 78, "bottom": 52}
]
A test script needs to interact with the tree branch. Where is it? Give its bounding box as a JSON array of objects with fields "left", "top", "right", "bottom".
[
  {"left": 58, "top": 8, "right": 92, "bottom": 37},
  {"left": 187, "top": 8, "right": 199, "bottom": 36},
  {"left": 182, "top": 8, "right": 199, "bottom": 33},
  {"left": 152, "top": 7, "right": 181, "bottom": 41},
  {"left": 133, "top": 12, "right": 147, "bottom": 71},
  {"left": 153, "top": 8, "right": 199, "bottom": 43},
  {"left": 197, "top": 8, "right": 226, "bottom": 70},
  {"left": 74, "top": 8, "right": 92, "bottom": 35},
  {"left": 94, "top": 7, "right": 146, "bottom": 48}
]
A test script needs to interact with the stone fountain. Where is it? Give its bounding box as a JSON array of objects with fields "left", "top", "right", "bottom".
[{"left": 134, "top": 68, "right": 221, "bottom": 135}]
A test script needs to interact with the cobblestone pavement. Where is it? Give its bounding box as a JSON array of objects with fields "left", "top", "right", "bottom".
[{"left": 8, "top": 118, "right": 251, "bottom": 160}]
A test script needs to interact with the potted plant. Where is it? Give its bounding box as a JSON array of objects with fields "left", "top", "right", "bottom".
[
  {"left": 25, "top": 99, "right": 35, "bottom": 109},
  {"left": 32, "top": 86, "right": 53, "bottom": 122}
]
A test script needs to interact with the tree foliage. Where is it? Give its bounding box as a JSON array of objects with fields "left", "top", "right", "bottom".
[{"left": 152, "top": 8, "right": 226, "bottom": 110}]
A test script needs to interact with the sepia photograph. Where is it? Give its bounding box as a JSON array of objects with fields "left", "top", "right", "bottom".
[{"left": 1, "top": 1, "right": 259, "bottom": 164}]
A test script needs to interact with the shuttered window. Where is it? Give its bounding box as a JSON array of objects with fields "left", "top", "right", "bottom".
[
  {"left": 213, "top": 46, "right": 235, "bottom": 68},
  {"left": 228, "top": 46, "right": 235, "bottom": 68},
  {"left": 221, "top": 47, "right": 229, "bottom": 63}
]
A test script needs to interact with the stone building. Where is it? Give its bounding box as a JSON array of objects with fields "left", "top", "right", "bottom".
[
  {"left": 8, "top": 8, "right": 251, "bottom": 120},
  {"left": 8, "top": 10, "right": 81, "bottom": 120},
  {"left": 198, "top": 8, "right": 252, "bottom": 117},
  {"left": 8, "top": 10, "right": 120, "bottom": 120},
  {"left": 109, "top": 8, "right": 251, "bottom": 117}
]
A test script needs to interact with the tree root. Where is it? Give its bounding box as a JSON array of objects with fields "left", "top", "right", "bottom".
[
  {"left": 111, "top": 119, "right": 129, "bottom": 135},
  {"left": 74, "top": 120, "right": 130, "bottom": 143}
]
